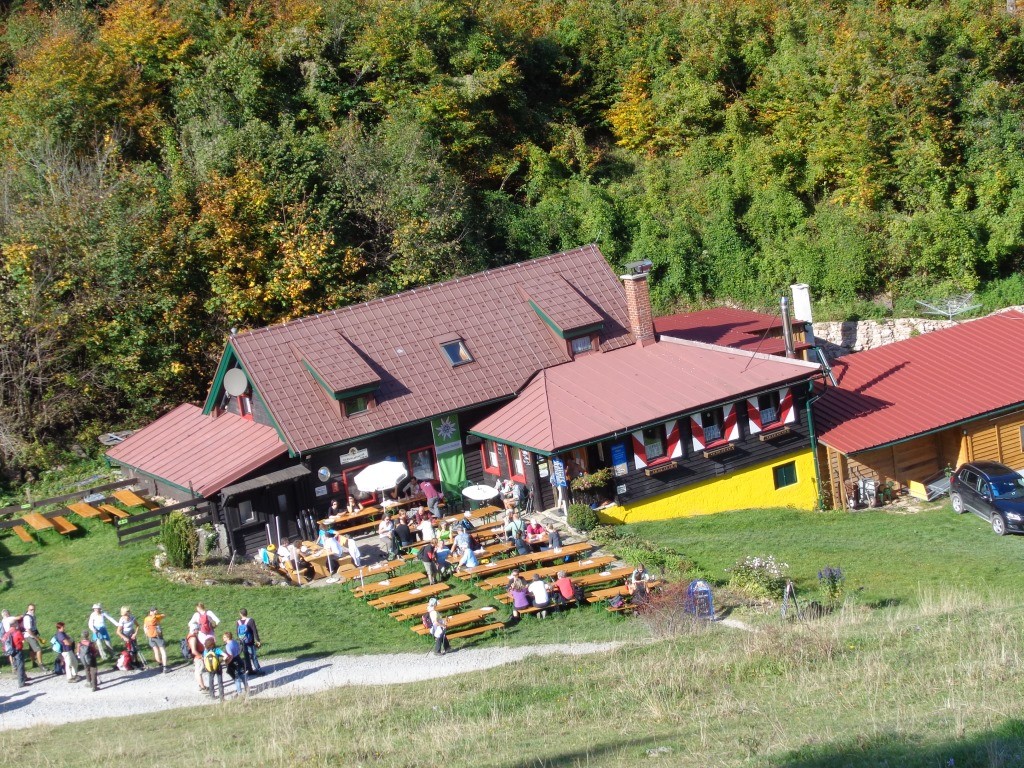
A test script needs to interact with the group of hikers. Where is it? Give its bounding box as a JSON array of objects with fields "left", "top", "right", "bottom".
[{"left": 2, "top": 601, "right": 264, "bottom": 700}]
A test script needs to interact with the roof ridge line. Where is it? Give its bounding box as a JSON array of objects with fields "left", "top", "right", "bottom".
[
  {"left": 659, "top": 335, "right": 822, "bottom": 370},
  {"left": 236, "top": 245, "right": 603, "bottom": 340}
]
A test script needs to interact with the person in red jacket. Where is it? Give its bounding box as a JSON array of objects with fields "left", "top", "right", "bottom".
[
  {"left": 3, "top": 622, "right": 27, "bottom": 687},
  {"left": 552, "top": 570, "right": 578, "bottom": 610}
]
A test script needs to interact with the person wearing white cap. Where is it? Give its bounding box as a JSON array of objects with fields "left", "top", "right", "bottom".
[
  {"left": 426, "top": 598, "right": 450, "bottom": 656},
  {"left": 87, "top": 604, "right": 116, "bottom": 659}
]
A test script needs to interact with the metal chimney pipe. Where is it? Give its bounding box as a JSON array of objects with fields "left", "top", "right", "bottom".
[{"left": 781, "top": 296, "right": 796, "bottom": 358}]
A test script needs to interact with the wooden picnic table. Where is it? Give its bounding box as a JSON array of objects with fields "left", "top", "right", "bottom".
[
  {"left": 66, "top": 501, "right": 102, "bottom": 518},
  {"left": 111, "top": 489, "right": 159, "bottom": 510},
  {"left": 439, "top": 505, "right": 500, "bottom": 526},
  {"left": 455, "top": 541, "right": 592, "bottom": 579},
  {"left": 477, "top": 555, "right": 616, "bottom": 591},
  {"left": 336, "top": 558, "right": 405, "bottom": 581},
  {"left": 410, "top": 605, "right": 500, "bottom": 635},
  {"left": 351, "top": 571, "right": 426, "bottom": 598},
  {"left": 495, "top": 566, "right": 634, "bottom": 604},
  {"left": 318, "top": 505, "right": 381, "bottom": 529},
  {"left": 21, "top": 512, "right": 54, "bottom": 531},
  {"left": 367, "top": 582, "right": 450, "bottom": 608},
  {"left": 332, "top": 518, "right": 382, "bottom": 538},
  {"left": 390, "top": 594, "right": 473, "bottom": 621}
]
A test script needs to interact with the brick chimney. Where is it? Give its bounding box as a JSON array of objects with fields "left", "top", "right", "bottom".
[{"left": 620, "top": 272, "right": 656, "bottom": 347}]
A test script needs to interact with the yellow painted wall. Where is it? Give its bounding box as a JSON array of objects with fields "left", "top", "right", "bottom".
[{"left": 600, "top": 449, "right": 817, "bottom": 524}]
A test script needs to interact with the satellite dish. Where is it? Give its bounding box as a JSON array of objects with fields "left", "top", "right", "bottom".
[
  {"left": 317, "top": 467, "right": 331, "bottom": 482},
  {"left": 223, "top": 368, "right": 248, "bottom": 397}
]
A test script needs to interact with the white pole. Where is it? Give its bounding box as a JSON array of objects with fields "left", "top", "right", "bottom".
[
  {"left": 265, "top": 523, "right": 271, "bottom": 546},
  {"left": 275, "top": 515, "right": 282, "bottom": 546}
]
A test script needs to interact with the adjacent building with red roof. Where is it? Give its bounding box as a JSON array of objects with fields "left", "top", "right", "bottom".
[{"left": 814, "top": 310, "right": 1024, "bottom": 505}]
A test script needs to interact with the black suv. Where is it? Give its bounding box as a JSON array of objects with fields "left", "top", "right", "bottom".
[{"left": 949, "top": 461, "right": 1024, "bottom": 535}]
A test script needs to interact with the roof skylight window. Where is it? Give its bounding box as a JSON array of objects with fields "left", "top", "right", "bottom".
[{"left": 441, "top": 340, "right": 473, "bottom": 366}]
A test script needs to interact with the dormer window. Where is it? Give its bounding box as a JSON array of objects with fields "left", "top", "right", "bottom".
[
  {"left": 343, "top": 394, "right": 370, "bottom": 416},
  {"left": 570, "top": 336, "right": 594, "bottom": 355},
  {"left": 441, "top": 339, "right": 473, "bottom": 366}
]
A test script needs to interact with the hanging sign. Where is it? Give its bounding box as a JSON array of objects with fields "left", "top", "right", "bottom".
[
  {"left": 610, "top": 442, "right": 629, "bottom": 477},
  {"left": 551, "top": 457, "right": 567, "bottom": 488}
]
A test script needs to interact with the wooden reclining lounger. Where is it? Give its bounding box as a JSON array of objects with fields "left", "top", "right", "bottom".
[
  {"left": 99, "top": 504, "right": 129, "bottom": 521},
  {"left": 50, "top": 516, "right": 78, "bottom": 535}
]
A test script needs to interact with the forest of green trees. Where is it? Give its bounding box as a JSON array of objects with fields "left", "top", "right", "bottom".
[{"left": 2, "top": 0, "right": 1024, "bottom": 471}]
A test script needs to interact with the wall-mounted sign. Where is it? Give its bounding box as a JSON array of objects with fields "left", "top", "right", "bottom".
[
  {"left": 339, "top": 447, "right": 369, "bottom": 465},
  {"left": 616, "top": 484, "right": 627, "bottom": 495},
  {"left": 314, "top": 485, "right": 328, "bottom": 497},
  {"left": 523, "top": 451, "right": 533, "bottom": 466},
  {"left": 537, "top": 458, "right": 550, "bottom": 478},
  {"left": 610, "top": 442, "right": 629, "bottom": 477}
]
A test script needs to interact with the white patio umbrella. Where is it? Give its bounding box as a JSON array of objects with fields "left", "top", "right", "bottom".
[
  {"left": 353, "top": 461, "right": 408, "bottom": 493},
  {"left": 461, "top": 484, "right": 500, "bottom": 501}
]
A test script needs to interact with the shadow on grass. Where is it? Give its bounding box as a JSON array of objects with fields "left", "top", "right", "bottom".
[
  {"left": 496, "top": 734, "right": 665, "bottom": 768},
  {"left": 773, "top": 720, "right": 1024, "bottom": 767},
  {"left": 249, "top": 662, "right": 332, "bottom": 695},
  {"left": 867, "top": 597, "right": 903, "bottom": 609}
]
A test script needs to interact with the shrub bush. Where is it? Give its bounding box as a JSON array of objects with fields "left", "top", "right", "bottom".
[
  {"left": 567, "top": 503, "right": 599, "bottom": 532},
  {"left": 589, "top": 527, "right": 696, "bottom": 577},
  {"left": 161, "top": 512, "right": 198, "bottom": 569},
  {"left": 817, "top": 565, "right": 845, "bottom": 606},
  {"left": 727, "top": 555, "right": 789, "bottom": 599}
]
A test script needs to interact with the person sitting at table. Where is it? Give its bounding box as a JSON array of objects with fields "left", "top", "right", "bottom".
[
  {"left": 628, "top": 563, "right": 651, "bottom": 604},
  {"left": 403, "top": 475, "right": 421, "bottom": 499},
  {"left": 434, "top": 537, "right": 452, "bottom": 576},
  {"left": 455, "top": 511, "right": 475, "bottom": 532},
  {"left": 525, "top": 518, "right": 545, "bottom": 552},
  {"left": 280, "top": 539, "right": 312, "bottom": 580},
  {"left": 393, "top": 515, "right": 414, "bottom": 550},
  {"left": 436, "top": 519, "right": 452, "bottom": 545},
  {"left": 346, "top": 494, "right": 359, "bottom": 514},
  {"left": 552, "top": 570, "right": 579, "bottom": 610},
  {"left": 505, "top": 512, "right": 529, "bottom": 556},
  {"left": 452, "top": 528, "right": 478, "bottom": 573},
  {"left": 418, "top": 515, "right": 435, "bottom": 544},
  {"left": 508, "top": 575, "right": 531, "bottom": 622},
  {"left": 378, "top": 514, "right": 397, "bottom": 559},
  {"left": 545, "top": 522, "right": 564, "bottom": 553},
  {"left": 323, "top": 530, "right": 344, "bottom": 570},
  {"left": 327, "top": 499, "right": 343, "bottom": 520},
  {"left": 528, "top": 574, "right": 551, "bottom": 618}
]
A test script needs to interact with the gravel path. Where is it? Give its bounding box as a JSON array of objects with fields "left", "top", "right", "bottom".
[{"left": 0, "top": 641, "right": 621, "bottom": 732}]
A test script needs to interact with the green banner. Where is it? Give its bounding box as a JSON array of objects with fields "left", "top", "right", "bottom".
[{"left": 431, "top": 413, "right": 467, "bottom": 496}]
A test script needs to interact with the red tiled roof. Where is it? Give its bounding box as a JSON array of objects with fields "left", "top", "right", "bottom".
[
  {"left": 469, "top": 337, "right": 821, "bottom": 454},
  {"left": 106, "top": 404, "right": 287, "bottom": 497},
  {"left": 227, "top": 245, "right": 634, "bottom": 453},
  {"left": 815, "top": 311, "right": 1024, "bottom": 454},
  {"left": 655, "top": 307, "right": 808, "bottom": 356}
]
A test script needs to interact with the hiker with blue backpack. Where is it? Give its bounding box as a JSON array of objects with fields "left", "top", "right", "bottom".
[{"left": 236, "top": 609, "right": 262, "bottom": 675}]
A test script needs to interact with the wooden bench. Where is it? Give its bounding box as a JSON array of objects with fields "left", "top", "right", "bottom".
[
  {"left": 368, "top": 583, "right": 450, "bottom": 609},
  {"left": 11, "top": 525, "right": 32, "bottom": 543},
  {"left": 50, "top": 516, "right": 78, "bottom": 535},
  {"left": 585, "top": 585, "right": 630, "bottom": 604},
  {"left": 66, "top": 502, "right": 102, "bottom": 518},
  {"left": 352, "top": 572, "right": 426, "bottom": 599},
  {"left": 477, "top": 556, "right": 616, "bottom": 590},
  {"left": 446, "top": 622, "right": 505, "bottom": 640},
  {"left": 99, "top": 504, "right": 129, "bottom": 521},
  {"left": 411, "top": 606, "right": 500, "bottom": 636},
  {"left": 390, "top": 595, "right": 473, "bottom": 621},
  {"left": 21, "top": 512, "right": 53, "bottom": 531}
]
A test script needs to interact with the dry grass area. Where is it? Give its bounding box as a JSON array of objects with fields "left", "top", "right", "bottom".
[{"left": 3, "top": 588, "right": 1023, "bottom": 767}]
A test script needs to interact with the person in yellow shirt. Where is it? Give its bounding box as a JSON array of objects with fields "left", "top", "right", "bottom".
[{"left": 143, "top": 607, "right": 168, "bottom": 673}]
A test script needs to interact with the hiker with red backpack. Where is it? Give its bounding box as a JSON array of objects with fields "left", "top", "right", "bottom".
[
  {"left": 2, "top": 620, "right": 27, "bottom": 687},
  {"left": 189, "top": 603, "right": 220, "bottom": 646}
]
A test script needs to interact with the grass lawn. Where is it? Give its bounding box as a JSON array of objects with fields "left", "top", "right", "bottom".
[
  {"left": 0, "top": 516, "right": 641, "bottom": 663},
  {"left": 625, "top": 503, "right": 1024, "bottom": 608},
  {"left": 1, "top": 590, "right": 1023, "bottom": 767}
]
